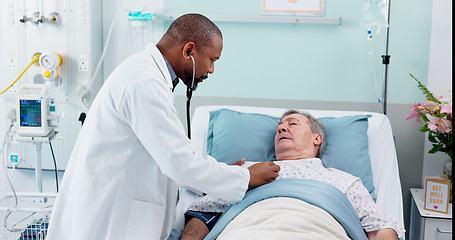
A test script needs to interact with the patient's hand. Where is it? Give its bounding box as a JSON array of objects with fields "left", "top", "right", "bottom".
[
  {"left": 367, "top": 228, "right": 398, "bottom": 240},
  {"left": 181, "top": 217, "right": 209, "bottom": 240},
  {"left": 248, "top": 161, "right": 280, "bottom": 187}
]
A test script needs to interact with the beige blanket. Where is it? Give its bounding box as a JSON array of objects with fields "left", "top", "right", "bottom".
[{"left": 217, "top": 197, "right": 351, "bottom": 240}]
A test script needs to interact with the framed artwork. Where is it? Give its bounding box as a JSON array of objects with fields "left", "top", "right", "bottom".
[{"left": 261, "top": 0, "right": 326, "bottom": 16}]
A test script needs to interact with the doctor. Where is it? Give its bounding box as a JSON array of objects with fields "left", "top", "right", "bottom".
[{"left": 47, "top": 13, "right": 280, "bottom": 240}]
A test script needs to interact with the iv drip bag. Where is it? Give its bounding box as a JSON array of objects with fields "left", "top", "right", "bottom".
[{"left": 360, "top": 0, "right": 389, "bottom": 34}]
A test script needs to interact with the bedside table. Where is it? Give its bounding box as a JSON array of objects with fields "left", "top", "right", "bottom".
[{"left": 409, "top": 188, "right": 452, "bottom": 240}]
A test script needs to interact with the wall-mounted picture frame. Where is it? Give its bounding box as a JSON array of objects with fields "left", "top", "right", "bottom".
[{"left": 260, "top": 0, "right": 326, "bottom": 16}]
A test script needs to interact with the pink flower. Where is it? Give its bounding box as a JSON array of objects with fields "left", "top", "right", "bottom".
[
  {"left": 427, "top": 115, "right": 452, "bottom": 134},
  {"left": 406, "top": 103, "right": 423, "bottom": 124},
  {"left": 423, "top": 100, "right": 440, "bottom": 114},
  {"left": 440, "top": 105, "right": 452, "bottom": 117},
  {"left": 407, "top": 74, "right": 452, "bottom": 157},
  {"left": 427, "top": 115, "right": 439, "bottom": 131}
]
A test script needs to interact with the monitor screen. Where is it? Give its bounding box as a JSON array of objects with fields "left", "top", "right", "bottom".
[{"left": 19, "top": 99, "right": 42, "bottom": 127}]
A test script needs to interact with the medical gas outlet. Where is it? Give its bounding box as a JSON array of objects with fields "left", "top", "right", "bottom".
[
  {"left": 39, "top": 52, "right": 62, "bottom": 82},
  {"left": 21, "top": 11, "right": 62, "bottom": 27}
]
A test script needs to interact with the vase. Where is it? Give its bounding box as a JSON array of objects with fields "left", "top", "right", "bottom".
[{"left": 442, "top": 158, "right": 452, "bottom": 203}]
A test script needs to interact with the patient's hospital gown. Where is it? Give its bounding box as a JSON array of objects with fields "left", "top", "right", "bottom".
[{"left": 187, "top": 158, "right": 405, "bottom": 238}]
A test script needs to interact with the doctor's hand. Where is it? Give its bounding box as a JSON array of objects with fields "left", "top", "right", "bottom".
[{"left": 247, "top": 161, "right": 280, "bottom": 188}]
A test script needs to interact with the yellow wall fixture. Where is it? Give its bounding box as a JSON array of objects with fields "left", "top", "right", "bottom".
[{"left": 39, "top": 52, "right": 62, "bottom": 81}]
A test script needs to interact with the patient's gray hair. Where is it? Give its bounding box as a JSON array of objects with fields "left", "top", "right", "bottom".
[{"left": 280, "top": 110, "right": 327, "bottom": 158}]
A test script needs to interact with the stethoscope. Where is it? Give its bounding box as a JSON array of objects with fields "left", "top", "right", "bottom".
[{"left": 186, "top": 53, "right": 195, "bottom": 139}]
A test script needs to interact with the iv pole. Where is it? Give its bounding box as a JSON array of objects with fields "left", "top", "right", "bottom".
[
  {"left": 16, "top": 131, "right": 57, "bottom": 193},
  {"left": 381, "top": 0, "right": 391, "bottom": 115}
]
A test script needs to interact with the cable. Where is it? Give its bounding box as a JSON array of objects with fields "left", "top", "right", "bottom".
[
  {"left": 0, "top": 55, "right": 40, "bottom": 95},
  {"left": 4, "top": 201, "right": 52, "bottom": 233},
  {"left": 49, "top": 141, "right": 59, "bottom": 192},
  {"left": 0, "top": 124, "right": 21, "bottom": 233},
  {"left": 1, "top": 124, "right": 53, "bottom": 233},
  {"left": 368, "top": 54, "right": 384, "bottom": 114},
  {"left": 1, "top": 124, "right": 16, "bottom": 206},
  {"left": 186, "top": 54, "right": 196, "bottom": 139},
  {"left": 77, "top": 9, "right": 127, "bottom": 109},
  {"left": 365, "top": 26, "right": 384, "bottom": 114},
  {"left": 186, "top": 98, "right": 191, "bottom": 139}
]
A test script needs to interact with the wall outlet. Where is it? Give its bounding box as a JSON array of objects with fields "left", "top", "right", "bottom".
[
  {"left": 30, "top": 197, "right": 48, "bottom": 204},
  {"left": 7, "top": 58, "right": 17, "bottom": 68},
  {"left": 78, "top": 60, "right": 88, "bottom": 71}
]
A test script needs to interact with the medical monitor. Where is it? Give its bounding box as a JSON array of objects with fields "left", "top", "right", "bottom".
[
  {"left": 19, "top": 99, "right": 43, "bottom": 127},
  {"left": 16, "top": 85, "right": 52, "bottom": 137}
]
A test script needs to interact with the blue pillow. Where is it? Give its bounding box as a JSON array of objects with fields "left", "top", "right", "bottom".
[
  {"left": 207, "top": 109, "right": 280, "bottom": 164},
  {"left": 206, "top": 108, "right": 376, "bottom": 200},
  {"left": 319, "top": 115, "right": 375, "bottom": 200}
]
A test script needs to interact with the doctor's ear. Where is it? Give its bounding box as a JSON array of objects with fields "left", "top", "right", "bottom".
[{"left": 182, "top": 42, "right": 195, "bottom": 59}]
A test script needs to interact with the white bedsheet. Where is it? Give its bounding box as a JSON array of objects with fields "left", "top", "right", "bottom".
[{"left": 217, "top": 197, "right": 350, "bottom": 240}]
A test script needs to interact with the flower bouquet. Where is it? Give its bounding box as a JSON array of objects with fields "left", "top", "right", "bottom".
[{"left": 406, "top": 73, "right": 452, "bottom": 159}]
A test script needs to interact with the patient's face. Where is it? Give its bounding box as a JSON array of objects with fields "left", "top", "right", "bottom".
[{"left": 274, "top": 114, "right": 319, "bottom": 160}]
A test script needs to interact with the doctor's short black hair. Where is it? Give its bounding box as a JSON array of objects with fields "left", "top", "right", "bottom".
[{"left": 164, "top": 13, "right": 222, "bottom": 50}]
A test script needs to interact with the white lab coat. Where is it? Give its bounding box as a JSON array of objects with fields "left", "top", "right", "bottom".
[{"left": 46, "top": 43, "right": 249, "bottom": 240}]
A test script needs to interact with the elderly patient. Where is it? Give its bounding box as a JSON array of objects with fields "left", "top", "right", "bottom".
[{"left": 181, "top": 110, "right": 404, "bottom": 240}]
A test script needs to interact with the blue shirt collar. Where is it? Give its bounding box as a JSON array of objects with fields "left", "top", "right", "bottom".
[{"left": 162, "top": 54, "right": 179, "bottom": 90}]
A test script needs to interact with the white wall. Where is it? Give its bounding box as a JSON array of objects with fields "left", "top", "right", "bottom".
[
  {"left": 422, "top": 0, "right": 452, "bottom": 179},
  {"left": 101, "top": 0, "right": 164, "bottom": 80}
]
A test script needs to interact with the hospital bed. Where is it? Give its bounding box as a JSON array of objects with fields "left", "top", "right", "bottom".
[{"left": 171, "top": 105, "right": 405, "bottom": 239}]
